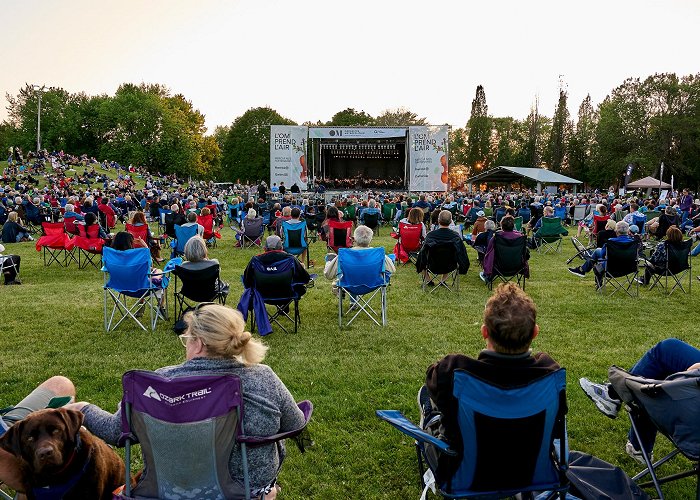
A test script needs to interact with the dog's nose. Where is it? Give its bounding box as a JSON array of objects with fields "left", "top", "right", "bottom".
[{"left": 36, "top": 446, "right": 55, "bottom": 461}]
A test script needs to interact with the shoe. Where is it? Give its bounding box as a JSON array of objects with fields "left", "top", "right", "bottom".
[
  {"left": 135, "top": 304, "right": 145, "bottom": 318},
  {"left": 479, "top": 272, "right": 487, "bottom": 283},
  {"left": 417, "top": 386, "right": 431, "bottom": 428},
  {"left": 568, "top": 267, "right": 585, "bottom": 278},
  {"left": 635, "top": 277, "right": 645, "bottom": 285},
  {"left": 579, "top": 378, "right": 620, "bottom": 418},
  {"left": 625, "top": 441, "right": 652, "bottom": 465}
]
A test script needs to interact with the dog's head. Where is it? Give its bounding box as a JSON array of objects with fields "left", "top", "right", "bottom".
[{"left": 0, "top": 408, "right": 84, "bottom": 476}]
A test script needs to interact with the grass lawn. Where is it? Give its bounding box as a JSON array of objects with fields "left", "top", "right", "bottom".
[{"left": 1, "top": 173, "right": 698, "bottom": 497}]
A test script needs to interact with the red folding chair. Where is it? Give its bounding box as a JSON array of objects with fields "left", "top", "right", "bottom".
[
  {"left": 35, "top": 222, "right": 76, "bottom": 267},
  {"left": 126, "top": 223, "right": 149, "bottom": 246},
  {"left": 396, "top": 222, "right": 423, "bottom": 265},
  {"left": 327, "top": 220, "right": 353, "bottom": 253},
  {"left": 196, "top": 213, "right": 221, "bottom": 247},
  {"left": 63, "top": 216, "right": 80, "bottom": 235},
  {"left": 73, "top": 223, "right": 105, "bottom": 269}
]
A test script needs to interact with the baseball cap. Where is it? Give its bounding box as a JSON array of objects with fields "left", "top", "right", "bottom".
[{"left": 477, "top": 210, "right": 485, "bottom": 217}]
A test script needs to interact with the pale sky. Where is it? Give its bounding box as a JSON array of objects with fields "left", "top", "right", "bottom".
[{"left": 2, "top": 0, "right": 699, "bottom": 133}]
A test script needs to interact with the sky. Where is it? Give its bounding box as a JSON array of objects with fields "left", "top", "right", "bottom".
[{"left": 2, "top": 0, "right": 699, "bottom": 133}]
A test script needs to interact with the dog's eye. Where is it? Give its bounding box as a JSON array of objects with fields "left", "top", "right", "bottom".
[
  {"left": 26, "top": 436, "right": 34, "bottom": 442},
  {"left": 51, "top": 428, "right": 60, "bottom": 435}
]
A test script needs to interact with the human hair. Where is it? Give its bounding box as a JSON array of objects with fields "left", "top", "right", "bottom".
[
  {"left": 605, "top": 219, "right": 616, "bottom": 231},
  {"left": 183, "top": 304, "right": 267, "bottom": 365},
  {"left": 200, "top": 207, "right": 210, "bottom": 216},
  {"left": 84, "top": 212, "right": 97, "bottom": 226},
  {"left": 325, "top": 206, "right": 340, "bottom": 222},
  {"left": 291, "top": 207, "right": 301, "bottom": 218},
  {"left": 282, "top": 206, "right": 291, "bottom": 217},
  {"left": 246, "top": 208, "right": 256, "bottom": 219},
  {"left": 438, "top": 210, "right": 452, "bottom": 227},
  {"left": 630, "top": 203, "right": 639, "bottom": 212},
  {"left": 64, "top": 203, "right": 74, "bottom": 212},
  {"left": 407, "top": 207, "right": 423, "bottom": 225},
  {"left": 112, "top": 231, "right": 135, "bottom": 251},
  {"left": 101, "top": 197, "right": 109, "bottom": 205},
  {"left": 485, "top": 219, "right": 496, "bottom": 231},
  {"left": 666, "top": 225, "right": 683, "bottom": 243},
  {"left": 264, "top": 236, "right": 283, "bottom": 250},
  {"left": 500, "top": 215, "right": 514, "bottom": 232},
  {"left": 8, "top": 211, "right": 18, "bottom": 222},
  {"left": 543, "top": 206, "right": 554, "bottom": 216},
  {"left": 187, "top": 212, "right": 197, "bottom": 223},
  {"left": 615, "top": 220, "right": 630, "bottom": 235},
  {"left": 484, "top": 283, "right": 537, "bottom": 354},
  {"left": 353, "top": 225, "right": 374, "bottom": 247},
  {"left": 131, "top": 211, "right": 147, "bottom": 225},
  {"left": 430, "top": 208, "right": 441, "bottom": 226},
  {"left": 598, "top": 204, "right": 608, "bottom": 216},
  {"left": 368, "top": 199, "right": 376, "bottom": 208},
  {"left": 184, "top": 235, "right": 208, "bottom": 262}
]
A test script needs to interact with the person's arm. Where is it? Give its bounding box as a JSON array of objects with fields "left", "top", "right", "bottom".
[
  {"left": 384, "top": 255, "right": 396, "bottom": 274},
  {"left": 71, "top": 403, "right": 122, "bottom": 446},
  {"left": 323, "top": 255, "right": 338, "bottom": 280}
]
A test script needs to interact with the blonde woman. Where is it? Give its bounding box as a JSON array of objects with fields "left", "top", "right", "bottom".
[{"left": 67, "top": 304, "right": 305, "bottom": 498}]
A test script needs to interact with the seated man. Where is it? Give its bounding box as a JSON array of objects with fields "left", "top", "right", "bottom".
[
  {"left": 580, "top": 338, "right": 700, "bottom": 463},
  {"left": 416, "top": 210, "right": 469, "bottom": 282},
  {"left": 0, "top": 377, "right": 76, "bottom": 492},
  {"left": 471, "top": 219, "right": 496, "bottom": 264},
  {"left": 358, "top": 199, "right": 381, "bottom": 225},
  {"left": 244, "top": 235, "right": 311, "bottom": 298},
  {"left": 182, "top": 211, "right": 204, "bottom": 237},
  {"left": 0, "top": 243, "right": 21, "bottom": 285},
  {"left": 568, "top": 220, "right": 634, "bottom": 285},
  {"left": 417, "top": 283, "right": 560, "bottom": 481},
  {"left": 164, "top": 203, "right": 187, "bottom": 237},
  {"left": 528, "top": 205, "right": 568, "bottom": 248}
]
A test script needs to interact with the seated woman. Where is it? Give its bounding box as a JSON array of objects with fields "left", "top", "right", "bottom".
[
  {"left": 129, "top": 210, "right": 163, "bottom": 262},
  {"left": 1, "top": 212, "right": 32, "bottom": 243},
  {"left": 596, "top": 218, "right": 617, "bottom": 248},
  {"left": 82, "top": 212, "right": 110, "bottom": 241},
  {"left": 472, "top": 219, "right": 496, "bottom": 264},
  {"left": 181, "top": 235, "right": 230, "bottom": 298},
  {"left": 639, "top": 225, "right": 683, "bottom": 285},
  {"left": 0, "top": 243, "right": 21, "bottom": 285},
  {"left": 397, "top": 207, "right": 427, "bottom": 240},
  {"left": 319, "top": 206, "right": 342, "bottom": 242},
  {"left": 66, "top": 304, "right": 305, "bottom": 499},
  {"left": 236, "top": 208, "right": 261, "bottom": 246}
]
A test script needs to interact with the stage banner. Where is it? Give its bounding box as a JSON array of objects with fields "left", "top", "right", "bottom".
[
  {"left": 270, "top": 125, "right": 308, "bottom": 189},
  {"left": 308, "top": 127, "right": 407, "bottom": 139},
  {"left": 408, "top": 126, "right": 449, "bottom": 192}
]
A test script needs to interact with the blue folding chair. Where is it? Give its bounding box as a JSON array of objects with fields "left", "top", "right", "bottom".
[
  {"left": 336, "top": 247, "right": 391, "bottom": 327},
  {"left": 282, "top": 220, "right": 309, "bottom": 268},
  {"left": 170, "top": 224, "right": 198, "bottom": 258},
  {"left": 554, "top": 206, "right": 568, "bottom": 224},
  {"left": 102, "top": 247, "right": 180, "bottom": 332},
  {"left": 158, "top": 208, "right": 172, "bottom": 234},
  {"left": 377, "top": 369, "right": 569, "bottom": 498},
  {"left": 632, "top": 214, "right": 647, "bottom": 237}
]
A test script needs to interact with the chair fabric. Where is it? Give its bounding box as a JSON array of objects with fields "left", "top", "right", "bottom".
[
  {"left": 327, "top": 220, "right": 353, "bottom": 253},
  {"left": 35, "top": 222, "right": 76, "bottom": 267},
  {"left": 171, "top": 224, "right": 199, "bottom": 257},
  {"left": 64, "top": 216, "right": 79, "bottom": 235},
  {"left": 337, "top": 247, "right": 390, "bottom": 327},
  {"left": 173, "top": 263, "right": 227, "bottom": 320},
  {"left": 377, "top": 369, "right": 568, "bottom": 498},
  {"left": 598, "top": 240, "right": 640, "bottom": 296},
  {"left": 240, "top": 217, "right": 264, "bottom": 249},
  {"left": 534, "top": 217, "right": 566, "bottom": 254},
  {"left": 281, "top": 220, "right": 309, "bottom": 267},
  {"left": 647, "top": 238, "right": 692, "bottom": 295},
  {"left": 396, "top": 222, "right": 423, "bottom": 264},
  {"left": 117, "top": 370, "right": 312, "bottom": 500},
  {"left": 73, "top": 223, "right": 105, "bottom": 269},
  {"left": 632, "top": 214, "right": 647, "bottom": 236},
  {"left": 197, "top": 213, "right": 221, "bottom": 244},
  {"left": 363, "top": 212, "right": 380, "bottom": 234},
  {"left": 420, "top": 241, "right": 460, "bottom": 293},
  {"left": 126, "top": 223, "right": 149, "bottom": 245},
  {"left": 489, "top": 233, "right": 528, "bottom": 290}
]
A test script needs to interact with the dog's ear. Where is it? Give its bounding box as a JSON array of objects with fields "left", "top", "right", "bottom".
[
  {"left": 58, "top": 408, "right": 84, "bottom": 437},
  {"left": 0, "top": 420, "right": 24, "bottom": 457}
]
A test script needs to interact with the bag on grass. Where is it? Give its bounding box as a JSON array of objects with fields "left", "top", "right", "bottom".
[{"left": 565, "top": 451, "right": 649, "bottom": 500}]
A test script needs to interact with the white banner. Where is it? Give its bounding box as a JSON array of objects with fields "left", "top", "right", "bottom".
[
  {"left": 270, "top": 125, "right": 308, "bottom": 190},
  {"left": 308, "top": 127, "right": 407, "bottom": 139},
  {"left": 408, "top": 126, "right": 449, "bottom": 192}
]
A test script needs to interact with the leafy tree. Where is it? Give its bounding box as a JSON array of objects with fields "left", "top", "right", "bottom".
[
  {"left": 221, "top": 106, "right": 296, "bottom": 182},
  {"left": 491, "top": 117, "right": 515, "bottom": 167},
  {"left": 546, "top": 89, "right": 572, "bottom": 172},
  {"left": 466, "top": 85, "right": 492, "bottom": 170},
  {"left": 326, "top": 108, "right": 374, "bottom": 126},
  {"left": 374, "top": 107, "right": 427, "bottom": 126},
  {"left": 448, "top": 127, "right": 468, "bottom": 170},
  {"left": 568, "top": 94, "right": 597, "bottom": 184}
]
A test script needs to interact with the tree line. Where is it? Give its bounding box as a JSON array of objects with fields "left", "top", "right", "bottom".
[{"left": 3, "top": 73, "right": 699, "bottom": 188}]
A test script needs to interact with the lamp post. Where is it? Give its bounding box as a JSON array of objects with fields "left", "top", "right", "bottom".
[{"left": 32, "top": 85, "right": 45, "bottom": 153}]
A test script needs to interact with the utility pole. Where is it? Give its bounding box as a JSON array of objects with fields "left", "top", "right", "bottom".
[{"left": 32, "top": 85, "right": 45, "bottom": 153}]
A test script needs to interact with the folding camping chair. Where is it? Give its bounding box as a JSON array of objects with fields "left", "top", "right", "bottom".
[
  {"left": 243, "top": 255, "right": 313, "bottom": 334},
  {"left": 647, "top": 238, "right": 692, "bottom": 295},
  {"left": 327, "top": 219, "right": 353, "bottom": 254},
  {"left": 513, "top": 216, "right": 524, "bottom": 232},
  {"left": 239, "top": 217, "right": 264, "bottom": 249},
  {"left": 282, "top": 219, "right": 310, "bottom": 268},
  {"left": 63, "top": 215, "right": 80, "bottom": 235},
  {"left": 382, "top": 203, "right": 396, "bottom": 225},
  {"left": 171, "top": 224, "right": 198, "bottom": 258},
  {"left": 102, "top": 247, "right": 178, "bottom": 332},
  {"left": 533, "top": 217, "right": 566, "bottom": 254},
  {"left": 157, "top": 208, "right": 172, "bottom": 235},
  {"left": 420, "top": 241, "right": 460, "bottom": 293},
  {"left": 35, "top": 221, "right": 76, "bottom": 267},
  {"left": 554, "top": 205, "right": 568, "bottom": 224},
  {"left": 572, "top": 204, "right": 589, "bottom": 226},
  {"left": 73, "top": 223, "right": 105, "bottom": 269},
  {"left": 596, "top": 240, "right": 640, "bottom": 296},
  {"left": 609, "top": 366, "right": 700, "bottom": 500},
  {"left": 377, "top": 368, "right": 569, "bottom": 499},
  {"left": 172, "top": 263, "right": 228, "bottom": 321},
  {"left": 115, "top": 370, "right": 313, "bottom": 500},
  {"left": 126, "top": 223, "right": 150, "bottom": 247},
  {"left": 566, "top": 237, "right": 593, "bottom": 265},
  {"left": 488, "top": 233, "right": 528, "bottom": 290},
  {"left": 363, "top": 211, "right": 381, "bottom": 235},
  {"left": 197, "top": 213, "right": 220, "bottom": 247},
  {"left": 396, "top": 222, "right": 423, "bottom": 266},
  {"left": 589, "top": 215, "right": 610, "bottom": 246},
  {"left": 632, "top": 214, "right": 647, "bottom": 238},
  {"left": 337, "top": 247, "right": 391, "bottom": 327}
]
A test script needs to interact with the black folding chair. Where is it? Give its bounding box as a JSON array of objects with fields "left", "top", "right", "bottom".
[
  {"left": 489, "top": 234, "right": 528, "bottom": 290},
  {"left": 647, "top": 239, "right": 692, "bottom": 295},
  {"left": 421, "top": 242, "right": 459, "bottom": 293},
  {"left": 596, "top": 240, "right": 640, "bottom": 296},
  {"left": 173, "top": 263, "right": 228, "bottom": 321}
]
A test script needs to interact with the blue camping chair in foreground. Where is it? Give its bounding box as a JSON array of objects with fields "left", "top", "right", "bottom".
[
  {"left": 609, "top": 366, "right": 700, "bottom": 499},
  {"left": 115, "top": 370, "right": 313, "bottom": 500},
  {"left": 336, "top": 247, "right": 391, "bottom": 327},
  {"left": 102, "top": 247, "right": 179, "bottom": 332},
  {"left": 377, "top": 369, "right": 569, "bottom": 499},
  {"left": 170, "top": 224, "right": 198, "bottom": 258},
  {"left": 282, "top": 219, "right": 310, "bottom": 268}
]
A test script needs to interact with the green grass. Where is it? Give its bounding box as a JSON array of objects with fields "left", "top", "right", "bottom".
[{"left": 1, "top": 166, "right": 698, "bottom": 497}]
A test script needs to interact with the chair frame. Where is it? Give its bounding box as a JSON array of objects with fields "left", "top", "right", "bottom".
[
  {"left": 173, "top": 264, "right": 227, "bottom": 321},
  {"left": 533, "top": 217, "right": 565, "bottom": 254},
  {"left": 647, "top": 239, "right": 692, "bottom": 295},
  {"left": 337, "top": 248, "right": 390, "bottom": 327},
  {"left": 421, "top": 243, "right": 460, "bottom": 294},
  {"left": 488, "top": 234, "right": 528, "bottom": 291},
  {"left": 596, "top": 240, "right": 640, "bottom": 297},
  {"left": 38, "top": 222, "right": 77, "bottom": 267}
]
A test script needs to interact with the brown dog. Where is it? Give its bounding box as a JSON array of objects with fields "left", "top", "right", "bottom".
[{"left": 0, "top": 408, "right": 125, "bottom": 499}]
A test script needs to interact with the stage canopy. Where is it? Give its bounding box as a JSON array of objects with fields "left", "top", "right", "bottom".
[
  {"left": 626, "top": 176, "right": 671, "bottom": 189},
  {"left": 466, "top": 166, "right": 582, "bottom": 187}
]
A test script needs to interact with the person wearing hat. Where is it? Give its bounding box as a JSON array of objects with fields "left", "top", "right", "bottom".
[
  {"left": 242, "top": 235, "right": 311, "bottom": 298},
  {"left": 0, "top": 243, "right": 21, "bottom": 285},
  {"left": 470, "top": 210, "right": 488, "bottom": 238}
]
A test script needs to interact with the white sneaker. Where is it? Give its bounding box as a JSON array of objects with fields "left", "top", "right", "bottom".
[
  {"left": 626, "top": 440, "right": 652, "bottom": 465},
  {"left": 579, "top": 378, "right": 621, "bottom": 418}
]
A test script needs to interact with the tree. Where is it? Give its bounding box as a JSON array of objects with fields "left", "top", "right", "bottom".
[
  {"left": 568, "top": 94, "right": 597, "bottom": 184},
  {"left": 221, "top": 106, "right": 296, "bottom": 182},
  {"left": 466, "top": 85, "right": 492, "bottom": 170},
  {"left": 546, "top": 89, "right": 572, "bottom": 172},
  {"left": 326, "top": 108, "right": 374, "bottom": 126},
  {"left": 374, "top": 107, "right": 427, "bottom": 126}
]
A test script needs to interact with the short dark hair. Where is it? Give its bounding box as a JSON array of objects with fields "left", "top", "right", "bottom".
[
  {"left": 84, "top": 212, "right": 97, "bottom": 225},
  {"left": 291, "top": 207, "right": 301, "bottom": 218},
  {"left": 500, "top": 215, "right": 515, "bottom": 232},
  {"left": 484, "top": 283, "right": 537, "bottom": 354}
]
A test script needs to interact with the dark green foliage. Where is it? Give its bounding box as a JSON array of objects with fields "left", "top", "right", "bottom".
[
  {"left": 326, "top": 108, "right": 374, "bottom": 126},
  {"left": 546, "top": 89, "right": 572, "bottom": 173},
  {"left": 466, "top": 85, "right": 492, "bottom": 170},
  {"left": 373, "top": 108, "right": 427, "bottom": 126}
]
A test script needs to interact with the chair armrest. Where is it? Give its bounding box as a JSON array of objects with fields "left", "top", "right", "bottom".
[
  {"left": 239, "top": 400, "right": 313, "bottom": 446},
  {"left": 375, "top": 410, "right": 456, "bottom": 456}
]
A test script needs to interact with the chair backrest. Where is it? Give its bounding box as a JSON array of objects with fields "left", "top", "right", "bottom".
[
  {"left": 646, "top": 210, "right": 661, "bottom": 221},
  {"left": 381, "top": 204, "right": 395, "bottom": 221},
  {"left": 631, "top": 214, "right": 647, "bottom": 235},
  {"left": 666, "top": 238, "right": 692, "bottom": 275},
  {"left": 447, "top": 369, "right": 567, "bottom": 496},
  {"left": 553, "top": 206, "right": 567, "bottom": 220},
  {"left": 173, "top": 224, "right": 199, "bottom": 254},
  {"left": 77, "top": 223, "right": 101, "bottom": 239},
  {"left": 196, "top": 214, "right": 215, "bottom": 239},
  {"left": 493, "top": 234, "right": 527, "bottom": 277},
  {"left": 205, "top": 204, "right": 218, "bottom": 217},
  {"left": 536, "top": 217, "right": 564, "bottom": 238},
  {"left": 64, "top": 216, "right": 79, "bottom": 235},
  {"left": 42, "top": 221, "right": 66, "bottom": 236},
  {"left": 174, "top": 263, "right": 221, "bottom": 302},
  {"left": 398, "top": 222, "right": 423, "bottom": 252},
  {"left": 363, "top": 212, "right": 380, "bottom": 229},
  {"left": 102, "top": 247, "right": 152, "bottom": 293},
  {"left": 572, "top": 205, "right": 588, "bottom": 222},
  {"left": 242, "top": 217, "right": 264, "bottom": 238},
  {"left": 126, "top": 223, "right": 149, "bottom": 242},
  {"left": 158, "top": 208, "right": 172, "bottom": 225},
  {"left": 328, "top": 220, "right": 353, "bottom": 252},
  {"left": 512, "top": 216, "right": 523, "bottom": 232},
  {"left": 604, "top": 239, "right": 638, "bottom": 277},
  {"left": 593, "top": 215, "right": 610, "bottom": 234},
  {"left": 248, "top": 255, "right": 297, "bottom": 301},
  {"left": 337, "top": 247, "right": 388, "bottom": 295},
  {"left": 423, "top": 240, "right": 458, "bottom": 275},
  {"left": 282, "top": 220, "right": 308, "bottom": 253}
]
